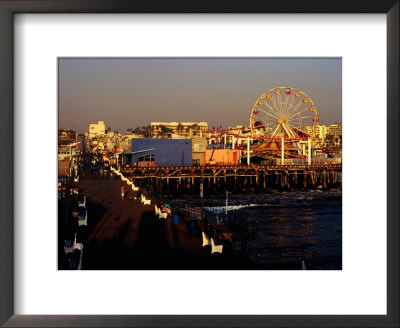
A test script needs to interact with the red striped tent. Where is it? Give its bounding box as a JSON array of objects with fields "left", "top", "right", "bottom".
[{"left": 251, "top": 139, "right": 298, "bottom": 152}]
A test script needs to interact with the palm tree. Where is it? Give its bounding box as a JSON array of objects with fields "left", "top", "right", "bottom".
[
  {"left": 158, "top": 125, "right": 173, "bottom": 138},
  {"left": 156, "top": 126, "right": 163, "bottom": 138},
  {"left": 191, "top": 124, "right": 198, "bottom": 137},
  {"left": 177, "top": 123, "right": 184, "bottom": 135},
  {"left": 140, "top": 125, "right": 153, "bottom": 138}
]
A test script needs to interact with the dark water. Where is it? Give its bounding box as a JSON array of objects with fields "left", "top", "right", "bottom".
[
  {"left": 181, "top": 189, "right": 342, "bottom": 267},
  {"left": 236, "top": 195, "right": 342, "bottom": 257}
]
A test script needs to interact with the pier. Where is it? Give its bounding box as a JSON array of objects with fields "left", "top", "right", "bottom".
[
  {"left": 59, "top": 169, "right": 257, "bottom": 270},
  {"left": 121, "top": 164, "right": 342, "bottom": 195}
]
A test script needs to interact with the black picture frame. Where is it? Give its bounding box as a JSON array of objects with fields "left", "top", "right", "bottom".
[{"left": 0, "top": 1, "right": 398, "bottom": 327}]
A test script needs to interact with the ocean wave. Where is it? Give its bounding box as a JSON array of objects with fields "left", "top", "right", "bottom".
[{"left": 204, "top": 203, "right": 275, "bottom": 214}]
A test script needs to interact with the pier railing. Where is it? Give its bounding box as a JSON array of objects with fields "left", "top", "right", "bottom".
[{"left": 159, "top": 198, "right": 260, "bottom": 239}]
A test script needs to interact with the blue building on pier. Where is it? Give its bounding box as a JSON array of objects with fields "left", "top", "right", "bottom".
[{"left": 129, "top": 138, "right": 192, "bottom": 167}]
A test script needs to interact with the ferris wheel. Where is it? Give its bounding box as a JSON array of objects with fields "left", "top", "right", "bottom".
[{"left": 249, "top": 86, "right": 319, "bottom": 138}]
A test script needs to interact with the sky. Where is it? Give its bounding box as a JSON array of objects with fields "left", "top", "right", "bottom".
[{"left": 58, "top": 58, "right": 342, "bottom": 134}]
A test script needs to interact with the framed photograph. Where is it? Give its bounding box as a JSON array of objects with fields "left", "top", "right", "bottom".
[
  {"left": 58, "top": 57, "right": 343, "bottom": 271},
  {"left": 1, "top": 1, "right": 398, "bottom": 327}
]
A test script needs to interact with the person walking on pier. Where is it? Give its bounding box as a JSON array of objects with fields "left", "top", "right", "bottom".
[
  {"left": 121, "top": 185, "right": 126, "bottom": 200},
  {"left": 158, "top": 200, "right": 165, "bottom": 213}
]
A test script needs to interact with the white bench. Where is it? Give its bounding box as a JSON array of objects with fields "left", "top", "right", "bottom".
[
  {"left": 202, "top": 231, "right": 211, "bottom": 247},
  {"left": 159, "top": 212, "right": 168, "bottom": 219},
  {"left": 211, "top": 238, "right": 223, "bottom": 254},
  {"left": 64, "top": 239, "right": 74, "bottom": 254},
  {"left": 78, "top": 211, "right": 88, "bottom": 227}
]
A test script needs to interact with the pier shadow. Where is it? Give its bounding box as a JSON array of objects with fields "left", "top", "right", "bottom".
[
  {"left": 66, "top": 171, "right": 257, "bottom": 270},
  {"left": 82, "top": 209, "right": 256, "bottom": 270},
  {"left": 130, "top": 211, "right": 256, "bottom": 270},
  {"left": 171, "top": 223, "right": 181, "bottom": 249}
]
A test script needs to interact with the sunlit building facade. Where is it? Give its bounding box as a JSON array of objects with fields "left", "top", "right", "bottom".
[
  {"left": 327, "top": 123, "right": 342, "bottom": 139},
  {"left": 89, "top": 121, "right": 106, "bottom": 139},
  {"left": 300, "top": 124, "right": 328, "bottom": 141}
]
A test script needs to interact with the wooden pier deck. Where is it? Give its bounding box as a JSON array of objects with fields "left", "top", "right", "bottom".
[{"left": 74, "top": 171, "right": 256, "bottom": 270}]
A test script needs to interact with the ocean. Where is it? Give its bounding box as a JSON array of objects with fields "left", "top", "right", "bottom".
[{"left": 169, "top": 188, "right": 342, "bottom": 269}]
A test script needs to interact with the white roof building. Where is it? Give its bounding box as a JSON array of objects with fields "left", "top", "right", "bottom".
[{"left": 88, "top": 121, "right": 105, "bottom": 139}]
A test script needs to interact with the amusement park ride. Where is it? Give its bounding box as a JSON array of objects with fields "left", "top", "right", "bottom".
[
  {"left": 204, "top": 86, "right": 320, "bottom": 162},
  {"left": 91, "top": 86, "right": 325, "bottom": 166},
  {"left": 249, "top": 86, "right": 319, "bottom": 137}
]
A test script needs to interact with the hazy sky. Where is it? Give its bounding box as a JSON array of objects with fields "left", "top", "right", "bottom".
[{"left": 59, "top": 58, "right": 341, "bottom": 134}]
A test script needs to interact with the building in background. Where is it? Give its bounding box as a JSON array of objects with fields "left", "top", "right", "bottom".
[
  {"left": 204, "top": 148, "right": 239, "bottom": 165},
  {"left": 192, "top": 137, "right": 207, "bottom": 166},
  {"left": 301, "top": 125, "right": 328, "bottom": 140},
  {"left": 150, "top": 122, "right": 208, "bottom": 138},
  {"left": 88, "top": 121, "right": 105, "bottom": 139},
  {"left": 129, "top": 138, "right": 192, "bottom": 166},
  {"left": 327, "top": 123, "right": 342, "bottom": 139},
  {"left": 326, "top": 123, "right": 342, "bottom": 148},
  {"left": 300, "top": 124, "right": 328, "bottom": 146},
  {"left": 298, "top": 123, "right": 342, "bottom": 148}
]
